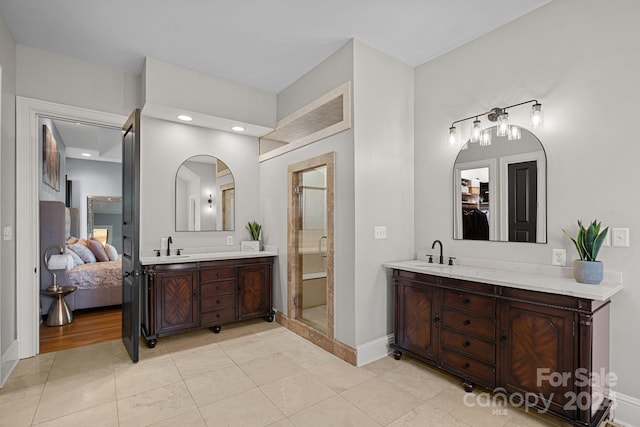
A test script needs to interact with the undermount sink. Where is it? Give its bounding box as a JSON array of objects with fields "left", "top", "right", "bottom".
[
  {"left": 159, "top": 254, "right": 191, "bottom": 260},
  {"left": 406, "top": 260, "right": 451, "bottom": 268}
]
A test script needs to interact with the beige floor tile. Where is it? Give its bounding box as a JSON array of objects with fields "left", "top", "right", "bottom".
[
  {"left": 0, "top": 391, "right": 41, "bottom": 427},
  {"left": 340, "top": 376, "right": 424, "bottom": 425},
  {"left": 147, "top": 408, "right": 207, "bottom": 427},
  {"left": 47, "top": 342, "right": 116, "bottom": 378},
  {"left": 307, "top": 357, "right": 376, "bottom": 393},
  {"left": 170, "top": 342, "right": 235, "bottom": 380},
  {"left": 114, "top": 353, "right": 183, "bottom": 399},
  {"left": 117, "top": 381, "right": 197, "bottom": 427},
  {"left": 266, "top": 418, "right": 295, "bottom": 427},
  {"left": 221, "top": 336, "right": 280, "bottom": 364},
  {"left": 238, "top": 352, "right": 303, "bottom": 386},
  {"left": 507, "top": 407, "right": 564, "bottom": 426},
  {"left": 387, "top": 401, "right": 472, "bottom": 427},
  {"left": 199, "top": 388, "right": 283, "bottom": 427},
  {"left": 361, "top": 354, "right": 401, "bottom": 375},
  {"left": 31, "top": 401, "right": 118, "bottom": 427},
  {"left": 284, "top": 341, "right": 339, "bottom": 370},
  {"left": 261, "top": 371, "right": 335, "bottom": 416},
  {"left": 32, "top": 367, "right": 116, "bottom": 424},
  {"left": 288, "top": 395, "right": 381, "bottom": 427},
  {"left": 442, "top": 392, "right": 513, "bottom": 427},
  {"left": 381, "top": 358, "right": 455, "bottom": 400},
  {"left": 256, "top": 328, "right": 310, "bottom": 351},
  {"left": 158, "top": 329, "right": 220, "bottom": 354},
  {"left": 9, "top": 352, "right": 55, "bottom": 378},
  {"left": 426, "top": 386, "right": 472, "bottom": 414},
  {"left": 185, "top": 365, "right": 256, "bottom": 407},
  {"left": 246, "top": 318, "right": 281, "bottom": 334}
]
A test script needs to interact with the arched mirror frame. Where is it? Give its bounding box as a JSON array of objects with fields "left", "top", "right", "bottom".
[
  {"left": 453, "top": 126, "right": 547, "bottom": 243},
  {"left": 175, "top": 154, "right": 235, "bottom": 232}
]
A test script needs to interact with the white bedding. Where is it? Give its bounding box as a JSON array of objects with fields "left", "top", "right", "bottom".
[{"left": 65, "top": 259, "right": 122, "bottom": 290}]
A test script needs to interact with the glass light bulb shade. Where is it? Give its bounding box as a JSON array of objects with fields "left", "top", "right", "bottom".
[
  {"left": 448, "top": 126, "right": 457, "bottom": 146},
  {"left": 496, "top": 111, "right": 509, "bottom": 137},
  {"left": 470, "top": 119, "right": 482, "bottom": 143},
  {"left": 531, "top": 103, "right": 544, "bottom": 128},
  {"left": 508, "top": 125, "right": 522, "bottom": 141},
  {"left": 479, "top": 130, "right": 492, "bottom": 146}
]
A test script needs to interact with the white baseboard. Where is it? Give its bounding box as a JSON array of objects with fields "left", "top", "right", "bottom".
[
  {"left": 611, "top": 391, "right": 640, "bottom": 427},
  {"left": 356, "top": 334, "right": 394, "bottom": 367},
  {"left": 1, "top": 339, "right": 19, "bottom": 388}
]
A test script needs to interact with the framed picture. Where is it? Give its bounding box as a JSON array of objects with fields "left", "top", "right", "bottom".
[{"left": 43, "top": 125, "right": 60, "bottom": 191}]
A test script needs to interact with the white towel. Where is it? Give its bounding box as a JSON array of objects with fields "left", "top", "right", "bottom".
[{"left": 47, "top": 254, "right": 73, "bottom": 270}]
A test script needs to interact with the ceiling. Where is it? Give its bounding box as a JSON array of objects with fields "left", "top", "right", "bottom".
[
  {"left": 8, "top": 0, "right": 550, "bottom": 162},
  {"left": 0, "top": 0, "right": 550, "bottom": 94}
]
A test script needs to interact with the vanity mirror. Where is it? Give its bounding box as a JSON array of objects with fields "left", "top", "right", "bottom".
[
  {"left": 453, "top": 126, "right": 546, "bottom": 243},
  {"left": 87, "top": 195, "right": 122, "bottom": 252},
  {"left": 175, "top": 155, "right": 235, "bottom": 232}
]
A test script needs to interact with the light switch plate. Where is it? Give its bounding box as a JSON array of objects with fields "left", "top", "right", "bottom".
[
  {"left": 226, "top": 236, "right": 234, "bottom": 245},
  {"left": 3, "top": 226, "right": 12, "bottom": 241},
  {"left": 374, "top": 226, "right": 387, "bottom": 240},
  {"left": 611, "top": 228, "right": 630, "bottom": 247},
  {"left": 552, "top": 249, "right": 566, "bottom": 266}
]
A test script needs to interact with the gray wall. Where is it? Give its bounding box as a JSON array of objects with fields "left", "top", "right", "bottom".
[
  {"left": 414, "top": 0, "right": 640, "bottom": 416},
  {"left": 139, "top": 117, "right": 260, "bottom": 254}
]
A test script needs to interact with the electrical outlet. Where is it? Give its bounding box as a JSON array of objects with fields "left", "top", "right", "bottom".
[
  {"left": 552, "top": 249, "right": 566, "bottom": 266},
  {"left": 226, "top": 235, "right": 234, "bottom": 245},
  {"left": 374, "top": 226, "right": 387, "bottom": 240},
  {"left": 612, "top": 228, "right": 630, "bottom": 247},
  {"left": 3, "top": 226, "right": 11, "bottom": 241}
]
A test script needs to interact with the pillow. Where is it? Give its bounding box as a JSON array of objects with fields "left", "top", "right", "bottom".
[
  {"left": 66, "top": 236, "right": 78, "bottom": 245},
  {"left": 65, "top": 247, "right": 85, "bottom": 267},
  {"left": 104, "top": 243, "right": 118, "bottom": 262},
  {"left": 68, "top": 243, "right": 97, "bottom": 263},
  {"left": 87, "top": 238, "right": 110, "bottom": 262}
]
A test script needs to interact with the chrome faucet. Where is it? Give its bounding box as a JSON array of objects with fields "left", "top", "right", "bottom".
[
  {"left": 167, "top": 236, "right": 172, "bottom": 256},
  {"left": 431, "top": 240, "right": 444, "bottom": 264}
]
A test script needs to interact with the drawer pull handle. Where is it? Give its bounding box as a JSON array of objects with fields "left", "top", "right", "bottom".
[
  {"left": 463, "top": 319, "right": 471, "bottom": 326},
  {"left": 462, "top": 298, "right": 471, "bottom": 305},
  {"left": 463, "top": 341, "right": 471, "bottom": 348},
  {"left": 216, "top": 313, "right": 221, "bottom": 318},
  {"left": 217, "top": 272, "right": 221, "bottom": 277},
  {"left": 463, "top": 363, "right": 470, "bottom": 369},
  {"left": 433, "top": 314, "right": 440, "bottom": 324},
  {"left": 216, "top": 300, "right": 221, "bottom": 304},
  {"left": 216, "top": 286, "right": 221, "bottom": 291}
]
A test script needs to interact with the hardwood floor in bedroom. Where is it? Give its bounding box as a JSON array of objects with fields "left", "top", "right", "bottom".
[{"left": 39, "top": 306, "right": 121, "bottom": 354}]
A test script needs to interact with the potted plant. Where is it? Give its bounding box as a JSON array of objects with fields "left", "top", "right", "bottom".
[
  {"left": 241, "top": 220, "right": 262, "bottom": 251},
  {"left": 563, "top": 219, "right": 608, "bottom": 284}
]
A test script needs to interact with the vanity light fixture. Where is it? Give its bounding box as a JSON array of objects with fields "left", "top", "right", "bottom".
[
  {"left": 177, "top": 114, "right": 193, "bottom": 122},
  {"left": 447, "top": 99, "right": 543, "bottom": 146},
  {"left": 231, "top": 126, "right": 245, "bottom": 132},
  {"left": 208, "top": 194, "right": 213, "bottom": 208}
]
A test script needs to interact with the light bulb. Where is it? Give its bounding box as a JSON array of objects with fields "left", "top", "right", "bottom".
[
  {"left": 531, "top": 102, "right": 543, "bottom": 128},
  {"left": 479, "top": 130, "right": 492, "bottom": 146},
  {"left": 448, "top": 126, "right": 457, "bottom": 146},
  {"left": 508, "top": 125, "right": 521, "bottom": 141},
  {"left": 470, "top": 118, "right": 482, "bottom": 143},
  {"left": 496, "top": 111, "right": 509, "bottom": 137}
]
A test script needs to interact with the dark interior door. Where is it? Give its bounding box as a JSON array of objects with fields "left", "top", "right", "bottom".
[
  {"left": 508, "top": 161, "right": 537, "bottom": 242},
  {"left": 121, "top": 109, "right": 141, "bottom": 362}
]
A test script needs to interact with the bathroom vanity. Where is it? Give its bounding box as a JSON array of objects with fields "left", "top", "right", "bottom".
[
  {"left": 140, "top": 252, "right": 277, "bottom": 348},
  {"left": 385, "top": 260, "right": 623, "bottom": 427}
]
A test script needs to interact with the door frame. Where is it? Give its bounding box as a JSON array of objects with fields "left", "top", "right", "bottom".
[
  {"left": 16, "top": 97, "right": 126, "bottom": 358},
  {"left": 287, "top": 152, "right": 335, "bottom": 340}
]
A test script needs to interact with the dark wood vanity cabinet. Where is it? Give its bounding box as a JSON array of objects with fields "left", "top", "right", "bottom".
[
  {"left": 143, "top": 257, "right": 274, "bottom": 346},
  {"left": 392, "top": 269, "right": 612, "bottom": 427}
]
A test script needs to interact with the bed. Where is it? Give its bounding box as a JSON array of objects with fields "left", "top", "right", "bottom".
[{"left": 40, "top": 201, "right": 122, "bottom": 315}]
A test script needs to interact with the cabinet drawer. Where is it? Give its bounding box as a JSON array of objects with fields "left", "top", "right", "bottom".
[
  {"left": 442, "top": 290, "right": 495, "bottom": 316},
  {"left": 201, "top": 307, "right": 236, "bottom": 326},
  {"left": 201, "top": 294, "right": 236, "bottom": 313},
  {"left": 201, "top": 280, "right": 236, "bottom": 297},
  {"left": 200, "top": 267, "right": 236, "bottom": 282},
  {"left": 441, "top": 349, "right": 495, "bottom": 387},
  {"left": 442, "top": 309, "right": 495, "bottom": 340},
  {"left": 441, "top": 328, "right": 495, "bottom": 364}
]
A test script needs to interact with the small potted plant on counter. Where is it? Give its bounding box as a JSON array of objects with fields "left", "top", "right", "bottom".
[
  {"left": 241, "top": 220, "right": 262, "bottom": 251},
  {"left": 563, "top": 219, "right": 608, "bottom": 284}
]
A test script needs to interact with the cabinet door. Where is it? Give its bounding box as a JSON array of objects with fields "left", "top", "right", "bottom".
[
  {"left": 156, "top": 270, "right": 199, "bottom": 334},
  {"left": 238, "top": 263, "right": 271, "bottom": 319},
  {"left": 499, "top": 300, "right": 575, "bottom": 419},
  {"left": 396, "top": 279, "right": 439, "bottom": 362}
]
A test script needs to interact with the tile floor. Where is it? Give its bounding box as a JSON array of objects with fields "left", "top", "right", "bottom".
[{"left": 0, "top": 319, "right": 571, "bottom": 427}]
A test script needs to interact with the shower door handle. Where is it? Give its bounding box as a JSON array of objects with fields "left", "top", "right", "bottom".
[{"left": 318, "top": 236, "right": 328, "bottom": 257}]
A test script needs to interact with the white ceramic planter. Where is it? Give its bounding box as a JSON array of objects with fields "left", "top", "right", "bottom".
[
  {"left": 573, "top": 260, "right": 603, "bottom": 284},
  {"left": 241, "top": 240, "right": 261, "bottom": 251}
]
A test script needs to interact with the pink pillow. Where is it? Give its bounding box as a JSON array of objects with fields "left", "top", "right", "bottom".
[{"left": 87, "top": 239, "right": 109, "bottom": 262}]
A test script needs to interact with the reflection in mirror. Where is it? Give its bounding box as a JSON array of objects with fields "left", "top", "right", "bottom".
[
  {"left": 87, "top": 196, "right": 122, "bottom": 252},
  {"left": 175, "top": 155, "right": 235, "bottom": 231},
  {"left": 453, "top": 126, "right": 546, "bottom": 243}
]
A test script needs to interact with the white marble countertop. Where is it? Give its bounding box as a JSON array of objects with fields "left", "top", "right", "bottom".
[
  {"left": 140, "top": 251, "right": 278, "bottom": 266},
  {"left": 384, "top": 259, "right": 623, "bottom": 301}
]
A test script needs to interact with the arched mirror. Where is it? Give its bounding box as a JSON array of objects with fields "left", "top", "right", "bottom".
[
  {"left": 175, "top": 155, "right": 235, "bottom": 231},
  {"left": 453, "top": 126, "right": 546, "bottom": 243}
]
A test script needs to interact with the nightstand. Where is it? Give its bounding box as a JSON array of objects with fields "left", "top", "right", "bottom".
[{"left": 41, "top": 286, "right": 78, "bottom": 326}]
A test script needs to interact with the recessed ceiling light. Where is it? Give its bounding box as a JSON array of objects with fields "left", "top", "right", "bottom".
[
  {"left": 81, "top": 153, "right": 92, "bottom": 157},
  {"left": 231, "top": 126, "right": 245, "bottom": 132},
  {"left": 177, "top": 115, "right": 193, "bottom": 122}
]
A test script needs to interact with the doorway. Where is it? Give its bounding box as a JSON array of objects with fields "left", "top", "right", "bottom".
[
  {"left": 288, "top": 152, "right": 335, "bottom": 340},
  {"left": 16, "top": 97, "right": 127, "bottom": 358}
]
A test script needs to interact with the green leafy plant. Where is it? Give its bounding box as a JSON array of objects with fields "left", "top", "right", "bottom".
[
  {"left": 246, "top": 221, "right": 262, "bottom": 241},
  {"left": 563, "top": 219, "right": 608, "bottom": 261}
]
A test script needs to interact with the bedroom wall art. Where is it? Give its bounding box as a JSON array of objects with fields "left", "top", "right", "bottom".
[{"left": 43, "top": 124, "right": 60, "bottom": 191}]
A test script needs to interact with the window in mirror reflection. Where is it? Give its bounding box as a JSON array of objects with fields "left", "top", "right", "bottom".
[
  {"left": 453, "top": 126, "right": 546, "bottom": 243},
  {"left": 175, "top": 155, "right": 235, "bottom": 232}
]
